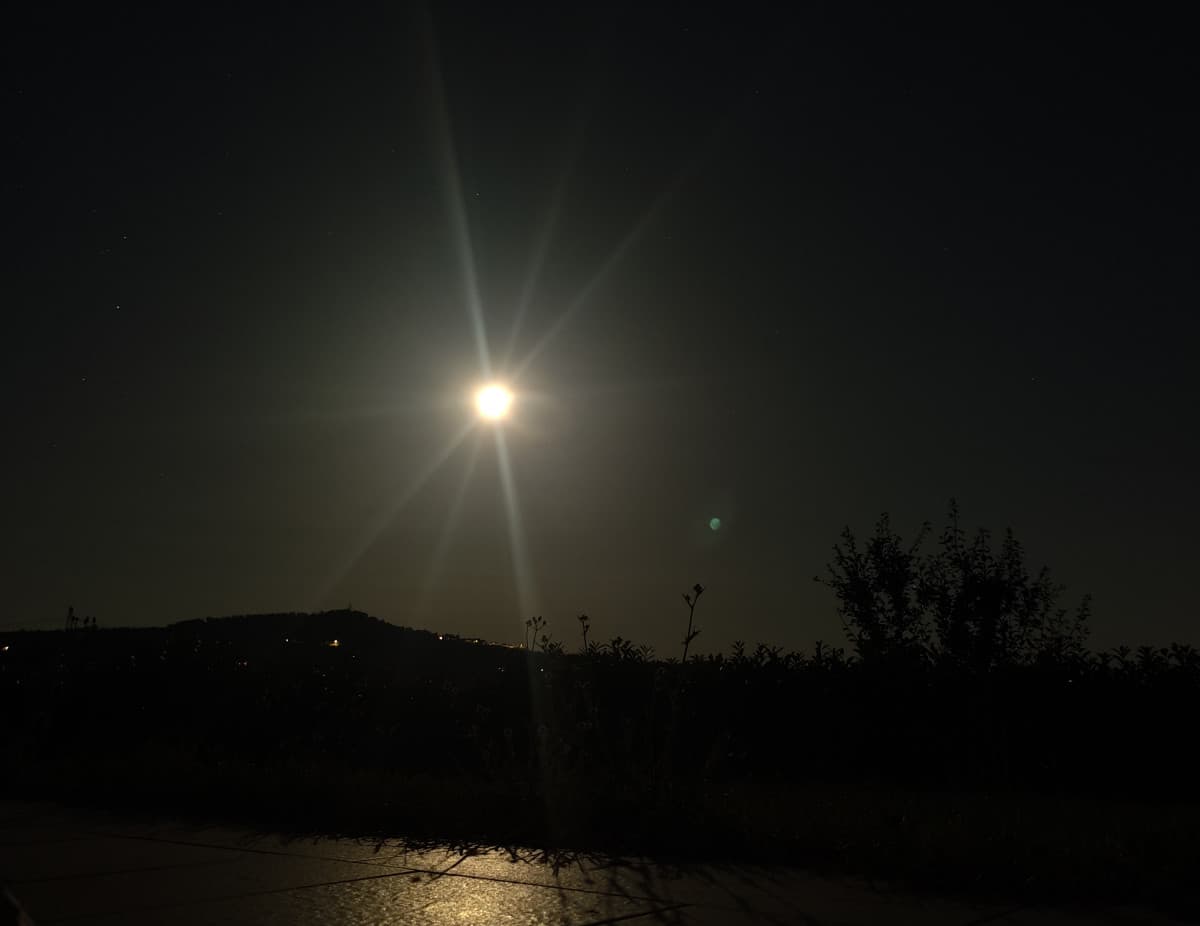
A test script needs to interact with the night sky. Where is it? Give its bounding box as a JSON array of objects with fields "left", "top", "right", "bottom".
[{"left": 5, "top": 4, "right": 1197, "bottom": 652}]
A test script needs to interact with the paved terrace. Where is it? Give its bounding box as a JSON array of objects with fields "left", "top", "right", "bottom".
[{"left": 0, "top": 803, "right": 1187, "bottom": 925}]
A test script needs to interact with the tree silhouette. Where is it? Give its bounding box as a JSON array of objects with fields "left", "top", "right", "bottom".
[
  {"left": 819, "top": 500, "right": 1090, "bottom": 670},
  {"left": 817, "top": 515, "right": 930, "bottom": 666}
]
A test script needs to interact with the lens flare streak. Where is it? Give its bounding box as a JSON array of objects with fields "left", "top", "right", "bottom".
[
  {"left": 493, "top": 428, "right": 538, "bottom": 625},
  {"left": 317, "top": 419, "right": 476, "bottom": 605},
  {"left": 413, "top": 432, "right": 485, "bottom": 624}
]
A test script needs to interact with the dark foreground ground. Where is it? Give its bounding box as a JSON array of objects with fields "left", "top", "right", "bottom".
[
  {"left": 3, "top": 801, "right": 1196, "bottom": 925},
  {"left": 9, "top": 759, "right": 1200, "bottom": 923}
]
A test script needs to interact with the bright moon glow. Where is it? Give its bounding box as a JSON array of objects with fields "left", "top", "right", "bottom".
[{"left": 475, "top": 384, "right": 513, "bottom": 421}]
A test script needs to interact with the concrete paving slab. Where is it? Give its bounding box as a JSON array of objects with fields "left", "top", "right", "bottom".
[
  {"left": 20, "top": 861, "right": 668, "bottom": 925},
  {"left": 313, "top": 870, "right": 670, "bottom": 925},
  {"left": 0, "top": 835, "right": 242, "bottom": 884},
  {"left": 87, "top": 826, "right": 418, "bottom": 867},
  {"left": 11, "top": 852, "right": 413, "bottom": 922},
  {"left": 614, "top": 897, "right": 1195, "bottom": 926},
  {"left": 2, "top": 804, "right": 1195, "bottom": 926},
  {"left": 429, "top": 855, "right": 1012, "bottom": 926},
  {"left": 961, "top": 908, "right": 1198, "bottom": 926}
]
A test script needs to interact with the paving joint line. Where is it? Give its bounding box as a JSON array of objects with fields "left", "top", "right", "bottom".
[
  {"left": 578, "top": 903, "right": 692, "bottom": 926},
  {"left": 10, "top": 855, "right": 240, "bottom": 885}
]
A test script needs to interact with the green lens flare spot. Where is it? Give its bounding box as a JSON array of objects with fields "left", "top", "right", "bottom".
[{"left": 709, "top": 517, "right": 721, "bottom": 531}]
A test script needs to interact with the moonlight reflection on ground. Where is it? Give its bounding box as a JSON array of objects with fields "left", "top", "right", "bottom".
[{"left": 475, "top": 383, "right": 514, "bottom": 421}]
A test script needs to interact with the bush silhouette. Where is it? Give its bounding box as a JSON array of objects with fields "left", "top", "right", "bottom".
[{"left": 818, "top": 500, "right": 1090, "bottom": 671}]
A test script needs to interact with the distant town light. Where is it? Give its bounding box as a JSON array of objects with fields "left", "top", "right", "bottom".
[{"left": 328, "top": 639, "right": 340, "bottom": 648}]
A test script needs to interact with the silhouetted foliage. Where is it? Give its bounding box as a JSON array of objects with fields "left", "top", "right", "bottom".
[
  {"left": 818, "top": 500, "right": 1090, "bottom": 671},
  {"left": 680, "top": 583, "right": 704, "bottom": 662},
  {"left": 524, "top": 615, "right": 546, "bottom": 652}
]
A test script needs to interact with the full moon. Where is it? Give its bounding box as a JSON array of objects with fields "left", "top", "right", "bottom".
[{"left": 475, "top": 383, "right": 513, "bottom": 421}]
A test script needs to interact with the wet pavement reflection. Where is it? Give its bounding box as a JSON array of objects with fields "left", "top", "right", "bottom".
[{"left": 0, "top": 803, "right": 1187, "bottom": 925}]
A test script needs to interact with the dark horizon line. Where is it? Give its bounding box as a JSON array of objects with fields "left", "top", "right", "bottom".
[{"left": 5, "top": 606, "right": 1198, "bottom": 662}]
